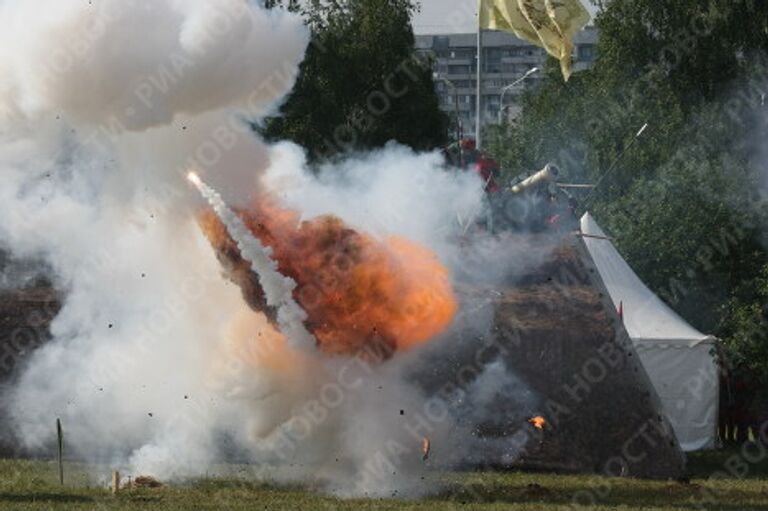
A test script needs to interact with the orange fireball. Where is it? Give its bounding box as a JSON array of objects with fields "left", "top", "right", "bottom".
[{"left": 199, "top": 196, "right": 457, "bottom": 360}]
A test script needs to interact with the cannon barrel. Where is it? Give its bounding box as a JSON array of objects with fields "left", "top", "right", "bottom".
[{"left": 510, "top": 163, "right": 560, "bottom": 194}]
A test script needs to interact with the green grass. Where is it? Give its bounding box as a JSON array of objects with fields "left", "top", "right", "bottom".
[{"left": 0, "top": 451, "right": 766, "bottom": 510}]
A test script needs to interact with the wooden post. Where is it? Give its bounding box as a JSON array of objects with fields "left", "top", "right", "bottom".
[
  {"left": 111, "top": 471, "right": 121, "bottom": 495},
  {"left": 56, "top": 418, "right": 64, "bottom": 485}
]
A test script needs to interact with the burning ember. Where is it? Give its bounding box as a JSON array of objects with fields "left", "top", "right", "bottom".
[
  {"left": 422, "top": 437, "right": 431, "bottom": 460},
  {"left": 529, "top": 416, "right": 547, "bottom": 430},
  {"left": 193, "top": 174, "right": 458, "bottom": 360}
]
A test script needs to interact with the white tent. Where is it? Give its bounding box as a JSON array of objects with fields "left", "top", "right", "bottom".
[{"left": 580, "top": 213, "right": 719, "bottom": 451}]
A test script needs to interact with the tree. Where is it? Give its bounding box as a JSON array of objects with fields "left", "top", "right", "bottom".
[
  {"left": 486, "top": 0, "right": 768, "bottom": 385},
  {"left": 261, "top": 0, "right": 448, "bottom": 162},
  {"left": 720, "top": 263, "right": 768, "bottom": 382}
]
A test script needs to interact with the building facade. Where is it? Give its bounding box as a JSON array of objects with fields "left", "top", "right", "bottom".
[{"left": 415, "top": 27, "right": 598, "bottom": 140}]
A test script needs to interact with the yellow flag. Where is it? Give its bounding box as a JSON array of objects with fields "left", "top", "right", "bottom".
[{"left": 479, "top": 0, "right": 591, "bottom": 81}]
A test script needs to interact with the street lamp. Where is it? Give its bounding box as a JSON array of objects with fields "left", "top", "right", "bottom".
[
  {"left": 497, "top": 67, "right": 539, "bottom": 124},
  {"left": 433, "top": 73, "right": 463, "bottom": 143}
]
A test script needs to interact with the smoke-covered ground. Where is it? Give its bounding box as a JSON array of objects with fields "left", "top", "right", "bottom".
[{"left": 0, "top": 0, "right": 545, "bottom": 498}]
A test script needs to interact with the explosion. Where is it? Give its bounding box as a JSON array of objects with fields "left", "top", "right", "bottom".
[
  {"left": 193, "top": 173, "right": 458, "bottom": 360},
  {"left": 0, "top": 1, "right": 490, "bottom": 497}
]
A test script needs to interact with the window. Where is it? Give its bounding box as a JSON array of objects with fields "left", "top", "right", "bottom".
[
  {"left": 485, "top": 79, "right": 505, "bottom": 88},
  {"left": 523, "top": 46, "right": 540, "bottom": 56},
  {"left": 452, "top": 48, "right": 475, "bottom": 59},
  {"left": 448, "top": 65, "right": 471, "bottom": 75},
  {"left": 484, "top": 47, "right": 502, "bottom": 73},
  {"left": 578, "top": 45, "right": 595, "bottom": 61},
  {"left": 503, "top": 47, "right": 521, "bottom": 57},
  {"left": 484, "top": 47, "right": 502, "bottom": 60},
  {"left": 433, "top": 36, "right": 450, "bottom": 50}
]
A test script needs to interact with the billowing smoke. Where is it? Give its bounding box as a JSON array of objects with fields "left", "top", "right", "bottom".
[{"left": 0, "top": 0, "right": 532, "bottom": 498}]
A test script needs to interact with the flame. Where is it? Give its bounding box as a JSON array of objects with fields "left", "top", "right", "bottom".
[
  {"left": 529, "top": 416, "right": 546, "bottom": 430},
  {"left": 422, "top": 437, "right": 431, "bottom": 460},
  {"left": 198, "top": 195, "right": 457, "bottom": 360}
]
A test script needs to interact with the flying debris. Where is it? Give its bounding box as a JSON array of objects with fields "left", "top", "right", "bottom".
[{"left": 422, "top": 437, "right": 431, "bottom": 461}]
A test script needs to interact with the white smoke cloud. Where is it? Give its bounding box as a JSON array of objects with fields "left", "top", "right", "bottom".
[
  {"left": 0, "top": 0, "right": 534, "bottom": 499},
  {"left": 262, "top": 142, "right": 486, "bottom": 258},
  {"left": 0, "top": 0, "right": 308, "bottom": 130}
]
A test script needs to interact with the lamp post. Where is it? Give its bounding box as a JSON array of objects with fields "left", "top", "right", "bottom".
[
  {"left": 476, "top": 27, "right": 483, "bottom": 149},
  {"left": 497, "top": 67, "right": 539, "bottom": 124}
]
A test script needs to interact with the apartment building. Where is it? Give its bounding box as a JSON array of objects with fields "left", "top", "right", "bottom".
[{"left": 415, "top": 27, "right": 598, "bottom": 138}]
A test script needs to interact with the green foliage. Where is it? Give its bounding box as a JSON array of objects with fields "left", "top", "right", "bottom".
[
  {"left": 261, "top": 0, "right": 448, "bottom": 162},
  {"left": 487, "top": 0, "right": 768, "bottom": 383},
  {"left": 720, "top": 263, "right": 768, "bottom": 383}
]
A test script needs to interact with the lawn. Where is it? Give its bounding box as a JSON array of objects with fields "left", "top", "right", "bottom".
[{"left": 0, "top": 450, "right": 766, "bottom": 510}]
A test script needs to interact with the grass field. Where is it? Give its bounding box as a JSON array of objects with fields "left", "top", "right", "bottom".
[{"left": 0, "top": 450, "right": 767, "bottom": 510}]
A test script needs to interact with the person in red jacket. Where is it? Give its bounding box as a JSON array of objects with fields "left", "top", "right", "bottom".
[
  {"left": 475, "top": 155, "right": 500, "bottom": 193},
  {"left": 444, "top": 138, "right": 501, "bottom": 193}
]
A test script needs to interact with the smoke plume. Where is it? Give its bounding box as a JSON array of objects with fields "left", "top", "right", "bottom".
[{"left": 0, "top": 0, "right": 530, "bottom": 498}]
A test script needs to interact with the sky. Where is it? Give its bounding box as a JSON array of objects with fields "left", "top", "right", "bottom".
[{"left": 413, "top": 0, "right": 601, "bottom": 34}]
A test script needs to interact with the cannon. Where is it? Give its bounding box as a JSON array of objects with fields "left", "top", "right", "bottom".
[{"left": 510, "top": 163, "right": 560, "bottom": 194}]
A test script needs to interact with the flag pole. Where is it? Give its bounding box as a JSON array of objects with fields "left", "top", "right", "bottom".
[{"left": 475, "top": 1, "right": 483, "bottom": 149}]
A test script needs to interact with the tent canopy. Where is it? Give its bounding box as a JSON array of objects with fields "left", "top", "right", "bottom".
[{"left": 580, "top": 213, "right": 719, "bottom": 451}]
